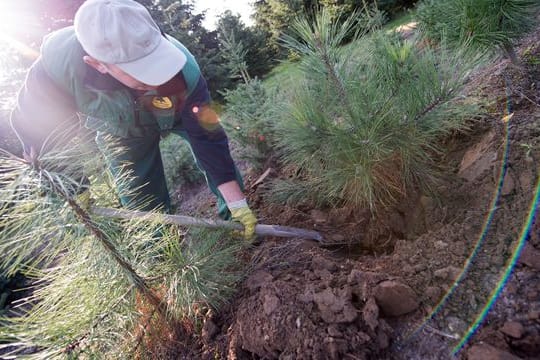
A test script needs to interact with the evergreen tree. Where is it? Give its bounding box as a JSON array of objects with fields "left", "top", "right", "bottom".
[
  {"left": 217, "top": 10, "right": 275, "bottom": 80},
  {"left": 0, "top": 131, "right": 243, "bottom": 358},
  {"left": 253, "top": 0, "right": 306, "bottom": 56},
  {"left": 417, "top": 0, "right": 540, "bottom": 65},
  {"left": 270, "top": 8, "right": 482, "bottom": 209},
  {"left": 252, "top": 0, "right": 420, "bottom": 54}
]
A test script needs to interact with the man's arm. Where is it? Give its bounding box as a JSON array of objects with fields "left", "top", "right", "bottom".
[
  {"left": 182, "top": 101, "right": 257, "bottom": 240},
  {"left": 217, "top": 180, "right": 245, "bottom": 203}
]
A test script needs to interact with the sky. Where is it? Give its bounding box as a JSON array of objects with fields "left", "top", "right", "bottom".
[{"left": 193, "top": 0, "right": 254, "bottom": 30}]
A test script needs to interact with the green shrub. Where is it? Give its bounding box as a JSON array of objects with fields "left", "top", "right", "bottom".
[
  {"left": 221, "top": 79, "right": 275, "bottom": 168},
  {"left": 416, "top": 0, "right": 540, "bottom": 64},
  {"left": 270, "top": 9, "right": 480, "bottom": 210},
  {"left": 160, "top": 135, "right": 204, "bottom": 190}
]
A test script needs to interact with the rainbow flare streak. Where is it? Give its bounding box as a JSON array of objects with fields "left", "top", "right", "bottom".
[
  {"left": 405, "top": 73, "right": 537, "bottom": 355},
  {"left": 406, "top": 114, "right": 511, "bottom": 345},
  {"left": 453, "top": 176, "right": 540, "bottom": 354}
]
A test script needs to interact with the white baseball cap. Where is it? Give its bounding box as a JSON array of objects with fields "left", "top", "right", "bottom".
[{"left": 74, "top": 0, "right": 187, "bottom": 86}]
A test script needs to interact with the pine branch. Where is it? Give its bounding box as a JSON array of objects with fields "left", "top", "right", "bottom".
[
  {"left": 413, "top": 95, "right": 446, "bottom": 123},
  {"left": 33, "top": 159, "right": 171, "bottom": 322},
  {"left": 62, "top": 284, "right": 135, "bottom": 354}
]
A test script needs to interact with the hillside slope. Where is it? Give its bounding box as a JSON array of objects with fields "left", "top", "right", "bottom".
[{"left": 191, "top": 24, "right": 540, "bottom": 360}]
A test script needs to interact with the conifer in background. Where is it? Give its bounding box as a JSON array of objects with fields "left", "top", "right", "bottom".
[
  {"left": 417, "top": 0, "right": 540, "bottom": 65},
  {"left": 218, "top": 25, "right": 276, "bottom": 168}
]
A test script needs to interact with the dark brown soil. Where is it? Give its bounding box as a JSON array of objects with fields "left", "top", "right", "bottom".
[{"left": 179, "top": 25, "right": 540, "bottom": 360}]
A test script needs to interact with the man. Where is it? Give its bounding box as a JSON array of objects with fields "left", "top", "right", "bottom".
[{"left": 10, "top": 0, "right": 257, "bottom": 240}]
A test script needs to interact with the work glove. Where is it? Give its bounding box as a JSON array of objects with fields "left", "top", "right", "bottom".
[
  {"left": 229, "top": 199, "right": 257, "bottom": 242},
  {"left": 76, "top": 189, "right": 92, "bottom": 211}
]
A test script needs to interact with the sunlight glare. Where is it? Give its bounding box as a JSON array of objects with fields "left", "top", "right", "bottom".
[{"left": 0, "top": 1, "right": 22, "bottom": 35}]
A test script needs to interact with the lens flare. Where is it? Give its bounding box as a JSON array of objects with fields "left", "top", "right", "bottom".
[
  {"left": 403, "top": 74, "right": 533, "bottom": 355},
  {"left": 407, "top": 112, "right": 512, "bottom": 343},
  {"left": 452, "top": 177, "right": 539, "bottom": 354}
]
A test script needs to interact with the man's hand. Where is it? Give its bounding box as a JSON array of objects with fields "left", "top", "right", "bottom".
[
  {"left": 229, "top": 199, "right": 257, "bottom": 242},
  {"left": 76, "top": 189, "right": 92, "bottom": 211}
]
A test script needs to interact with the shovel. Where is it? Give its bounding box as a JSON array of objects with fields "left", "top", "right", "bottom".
[{"left": 91, "top": 206, "right": 325, "bottom": 242}]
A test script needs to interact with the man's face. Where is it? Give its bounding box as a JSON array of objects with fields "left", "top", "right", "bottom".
[
  {"left": 83, "top": 55, "right": 158, "bottom": 91},
  {"left": 104, "top": 63, "right": 158, "bottom": 91}
]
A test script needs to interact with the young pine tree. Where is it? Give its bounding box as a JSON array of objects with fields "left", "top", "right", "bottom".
[
  {"left": 270, "top": 8, "right": 481, "bottom": 210},
  {"left": 0, "top": 129, "right": 243, "bottom": 358}
]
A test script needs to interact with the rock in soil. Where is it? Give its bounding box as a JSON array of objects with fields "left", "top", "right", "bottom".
[
  {"left": 466, "top": 343, "right": 523, "bottom": 360},
  {"left": 223, "top": 243, "right": 394, "bottom": 359},
  {"left": 373, "top": 280, "right": 419, "bottom": 317},
  {"left": 518, "top": 243, "right": 540, "bottom": 271},
  {"left": 499, "top": 321, "right": 525, "bottom": 339}
]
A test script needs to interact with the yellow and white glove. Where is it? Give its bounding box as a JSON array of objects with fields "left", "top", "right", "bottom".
[
  {"left": 229, "top": 199, "right": 257, "bottom": 242},
  {"left": 76, "top": 189, "right": 92, "bottom": 210}
]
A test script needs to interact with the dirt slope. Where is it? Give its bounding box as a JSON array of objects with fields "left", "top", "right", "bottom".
[{"left": 188, "top": 25, "right": 540, "bottom": 360}]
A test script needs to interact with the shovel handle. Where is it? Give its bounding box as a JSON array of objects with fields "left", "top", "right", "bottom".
[{"left": 91, "top": 206, "right": 324, "bottom": 242}]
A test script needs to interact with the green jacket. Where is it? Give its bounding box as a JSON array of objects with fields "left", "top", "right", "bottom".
[{"left": 11, "top": 26, "right": 202, "bottom": 147}]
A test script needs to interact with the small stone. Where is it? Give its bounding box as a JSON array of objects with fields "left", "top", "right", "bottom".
[
  {"left": 318, "top": 269, "right": 334, "bottom": 283},
  {"left": 447, "top": 316, "right": 467, "bottom": 336},
  {"left": 377, "top": 329, "right": 389, "bottom": 349},
  {"left": 310, "top": 210, "right": 328, "bottom": 224},
  {"left": 518, "top": 243, "right": 540, "bottom": 270},
  {"left": 324, "top": 337, "right": 347, "bottom": 360},
  {"left": 362, "top": 297, "right": 379, "bottom": 331},
  {"left": 202, "top": 319, "right": 219, "bottom": 341},
  {"left": 327, "top": 325, "right": 341, "bottom": 337},
  {"left": 313, "top": 288, "right": 358, "bottom": 323},
  {"left": 357, "top": 331, "right": 371, "bottom": 344},
  {"left": 434, "top": 268, "right": 448, "bottom": 279},
  {"left": 445, "top": 266, "right": 462, "bottom": 281},
  {"left": 519, "top": 171, "right": 533, "bottom": 192},
  {"left": 434, "top": 240, "right": 448, "bottom": 250},
  {"left": 374, "top": 280, "right": 419, "bottom": 317},
  {"left": 263, "top": 294, "right": 280, "bottom": 315},
  {"left": 501, "top": 171, "right": 516, "bottom": 196},
  {"left": 330, "top": 234, "right": 346, "bottom": 243},
  {"left": 414, "top": 263, "right": 427, "bottom": 273},
  {"left": 527, "top": 311, "right": 539, "bottom": 320},
  {"left": 426, "top": 286, "right": 441, "bottom": 301},
  {"left": 452, "top": 242, "right": 466, "bottom": 256},
  {"left": 467, "top": 343, "right": 522, "bottom": 360},
  {"left": 500, "top": 321, "right": 524, "bottom": 339},
  {"left": 434, "top": 266, "right": 461, "bottom": 281}
]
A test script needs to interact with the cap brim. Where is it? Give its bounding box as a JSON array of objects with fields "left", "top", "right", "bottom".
[{"left": 116, "top": 37, "right": 187, "bottom": 87}]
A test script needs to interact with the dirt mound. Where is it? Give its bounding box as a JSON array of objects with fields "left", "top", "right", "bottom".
[{"left": 204, "top": 241, "right": 423, "bottom": 359}]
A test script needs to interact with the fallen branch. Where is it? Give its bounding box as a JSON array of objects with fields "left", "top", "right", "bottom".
[{"left": 251, "top": 168, "right": 272, "bottom": 188}]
